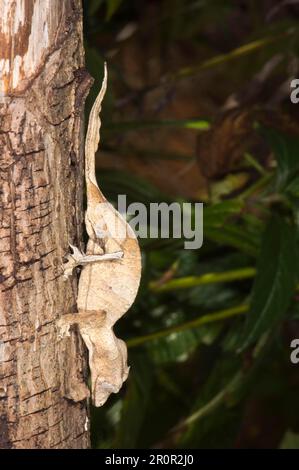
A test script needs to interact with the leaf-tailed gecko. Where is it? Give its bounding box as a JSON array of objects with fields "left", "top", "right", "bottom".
[{"left": 57, "top": 65, "right": 141, "bottom": 407}]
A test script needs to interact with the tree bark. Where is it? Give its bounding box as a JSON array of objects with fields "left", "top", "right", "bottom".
[{"left": 0, "top": 0, "right": 91, "bottom": 448}]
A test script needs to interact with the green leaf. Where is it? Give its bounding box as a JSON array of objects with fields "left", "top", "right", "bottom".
[
  {"left": 286, "top": 176, "right": 299, "bottom": 197},
  {"left": 210, "top": 173, "right": 250, "bottom": 203},
  {"left": 144, "top": 324, "right": 221, "bottom": 365},
  {"left": 203, "top": 201, "right": 260, "bottom": 256},
  {"left": 106, "top": 0, "right": 123, "bottom": 20},
  {"left": 205, "top": 225, "right": 259, "bottom": 257},
  {"left": 260, "top": 127, "right": 299, "bottom": 190},
  {"left": 204, "top": 200, "right": 244, "bottom": 226},
  {"left": 239, "top": 214, "right": 297, "bottom": 350},
  {"left": 113, "top": 353, "right": 154, "bottom": 448},
  {"left": 87, "top": 0, "right": 104, "bottom": 16},
  {"left": 169, "top": 30, "right": 293, "bottom": 81},
  {"left": 280, "top": 431, "right": 299, "bottom": 449},
  {"left": 104, "top": 118, "right": 210, "bottom": 132},
  {"left": 178, "top": 356, "right": 243, "bottom": 448},
  {"left": 99, "top": 169, "right": 169, "bottom": 205}
]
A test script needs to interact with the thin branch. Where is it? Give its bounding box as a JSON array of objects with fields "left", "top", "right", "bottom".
[{"left": 127, "top": 304, "right": 249, "bottom": 348}]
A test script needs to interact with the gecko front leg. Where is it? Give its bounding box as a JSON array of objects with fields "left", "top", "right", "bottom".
[{"left": 63, "top": 244, "right": 123, "bottom": 279}]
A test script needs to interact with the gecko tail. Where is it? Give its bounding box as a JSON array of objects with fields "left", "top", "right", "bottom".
[{"left": 85, "top": 63, "right": 108, "bottom": 191}]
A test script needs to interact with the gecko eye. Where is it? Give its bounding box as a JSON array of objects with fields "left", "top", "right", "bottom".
[{"left": 101, "top": 381, "right": 118, "bottom": 392}]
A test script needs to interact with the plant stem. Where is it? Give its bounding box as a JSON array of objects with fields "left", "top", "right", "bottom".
[
  {"left": 171, "top": 372, "right": 243, "bottom": 432},
  {"left": 238, "top": 172, "right": 273, "bottom": 201},
  {"left": 127, "top": 304, "right": 249, "bottom": 348},
  {"left": 150, "top": 267, "right": 256, "bottom": 292},
  {"left": 166, "top": 30, "right": 294, "bottom": 81},
  {"left": 104, "top": 118, "right": 210, "bottom": 132},
  {"left": 244, "top": 152, "right": 267, "bottom": 176}
]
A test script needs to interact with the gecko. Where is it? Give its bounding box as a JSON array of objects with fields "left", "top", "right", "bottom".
[{"left": 57, "top": 65, "right": 141, "bottom": 407}]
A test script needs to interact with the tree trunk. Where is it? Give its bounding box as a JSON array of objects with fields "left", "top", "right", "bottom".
[{"left": 0, "top": 0, "right": 91, "bottom": 448}]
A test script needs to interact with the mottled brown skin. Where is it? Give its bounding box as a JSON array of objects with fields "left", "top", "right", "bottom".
[{"left": 58, "top": 66, "right": 141, "bottom": 407}]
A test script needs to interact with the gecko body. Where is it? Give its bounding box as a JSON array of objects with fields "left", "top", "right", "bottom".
[{"left": 58, "top": 66, "right": 141, "bottom": 407}]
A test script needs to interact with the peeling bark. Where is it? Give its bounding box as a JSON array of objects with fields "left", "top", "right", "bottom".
[{"left": 0, "top": 0, "right": 91, "bottom": 448}]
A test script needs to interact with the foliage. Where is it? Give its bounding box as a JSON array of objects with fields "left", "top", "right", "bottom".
[{"left": 84, "top": 0, "right": 299, "bottom": 449}]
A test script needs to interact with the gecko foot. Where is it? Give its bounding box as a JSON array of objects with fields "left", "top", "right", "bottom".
[{"left": 63, "top": 244, "right": 123, "bottom": 279}]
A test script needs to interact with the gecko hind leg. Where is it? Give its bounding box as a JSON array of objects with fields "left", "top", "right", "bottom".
[{"left": 63, "top": 244, "right": 123, "bottom": 279}]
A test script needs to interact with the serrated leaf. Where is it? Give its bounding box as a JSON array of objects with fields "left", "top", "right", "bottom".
[{"left": 239, "top": 214, "right": 297, "bottom": 350}]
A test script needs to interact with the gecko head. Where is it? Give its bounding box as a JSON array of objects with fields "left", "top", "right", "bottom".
[
  {"left": 93, "top": 380, "right": 120, "bottom": 407},
  {"left": 92, "top": 341, "right": 130, "bottom": 407}
]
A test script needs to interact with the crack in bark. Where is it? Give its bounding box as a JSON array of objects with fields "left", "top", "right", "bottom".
[{"left": 0, "top": 0, "right": 90, "bottom": 449}]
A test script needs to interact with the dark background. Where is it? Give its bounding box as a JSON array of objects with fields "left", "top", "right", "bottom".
[{"left": 83, "top": 0, "right": 299, "bottom": 449}]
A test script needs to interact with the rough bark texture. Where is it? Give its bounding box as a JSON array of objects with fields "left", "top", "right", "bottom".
[{"left": 0, "top": 0, "right": 91, "bottom": 448}]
